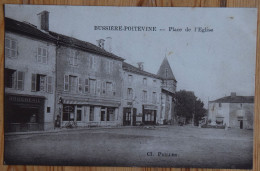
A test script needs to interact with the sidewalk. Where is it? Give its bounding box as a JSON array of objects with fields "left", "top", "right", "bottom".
[{"left": 5, "top": 125, "right": 170, "bottom": 136}]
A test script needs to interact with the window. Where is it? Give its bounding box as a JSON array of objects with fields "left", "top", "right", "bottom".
[
  {"left": 63, "top": 105, "right": 74, "bottom": 121},
  {"left": 91, "top": 56, "right": 97, "bottom": 70},
  {"left": 5, "top": 69, "right": 16, "bottom": 88},
  {"left": 47, "top": 107, "right": 51, "bottom": 113},
  {"left": 240, "top": 104, "right": 243, "bottom": 108},
  {"left": 107, "top": 108, "right": 115, "bottom": 121},
  {"left": 152, "top": 92, "right": 157, "bottom": 104},
  {"left": 84, "top": 78, "right": 89, "bottom": 93},
  {"left": 112, "top": 82, "right": 116, "bottom": 96},
  {"left": 5, "top": 37, "right": 17, "bottom": 58},
  {"left": 106, "top": 82, "right": 113, "bottom": 95},
  {"left": 219, "top": 103, "right": 222, "bottom": 108},
  {"left": 47, "top": 76, "right": 53, "bottom": 93},
  {"left": 89, "top": 79, "right": 96, "bottom": 94},
  {"left": 37, "top": 47, "right": 48, "bottom": 64},
  {"left": 32, "top": 74, "right": 52, "bottom": 93},
  {"left": 96, "top": 80, "right": 101, "bottom": 95},
  {"left": 63, "top": 75, "right": 77, "bottom": 93},
  {"left": 69, "top": 76, "right": 77, "bottom": 93},
  {"left": 78, "top": 78, "right": 83, "bottom": 93},
  {"left": 109, "top": 61, "right": 113, "bottom": 74},
  {"left": 106, "top": 60, "right": 113, "bottom": 74},
  {"left": 5, "top": 69, "right": 24, "bottom": 90},
  {"left": 128, "top": 75, "right": 133, "bottom": 83},
  {"left": 101, "top": 107, "right": 106, "bottom": 121},
  {"left": 102, "top": 81, "right": 106, "bottom": 95},
  {"left": 153, "top": 80, "right": 157, "bottom": 86},
  {"left": 127, "top": 88, "right": 133, "bottom": 100},
  {"left": 69, "top": 50, "right": 79, "bottom": 66},
  {"left": 76, "top": 105, "right": 82, "bottom": 121},
  {"left": 143, "top": 78, "right": 147, "bottom": 86},
  {"left": 142, "top": 90, "right": 147, "bottom": 102},
  {"left": 89, "top": 106, "right": 95, "bottom": 121}
]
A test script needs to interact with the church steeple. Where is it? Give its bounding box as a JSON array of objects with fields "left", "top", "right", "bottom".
[
  {"left": 157, "top": 57, "right": 177, "bottom": 93},
  {"left": 157, "top": 57, "right": 176, "bottom": 81}
]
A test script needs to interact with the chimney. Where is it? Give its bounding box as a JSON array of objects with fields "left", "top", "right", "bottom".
[
  {"left": 137, "top": 62, "right": 144, "bottom": 70},
  {"left": 97, "top": 39, "right": 105, "bottom": 49},
  {"left": 37, "top": 11, "right": 49, "bottom": 31},
  {"left": 231, "top": 92, "right": 236, "bottom": 98},
  {"left": 105, "top": 37, "right": 112, "bottom": 52}
]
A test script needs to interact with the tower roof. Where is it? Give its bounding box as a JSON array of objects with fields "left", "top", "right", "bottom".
[{"left": 157, "top": 57, "right": 176, "bottom": 81}]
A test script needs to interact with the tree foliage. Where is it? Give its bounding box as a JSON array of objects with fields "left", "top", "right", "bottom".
[{"left": 175, "top": 90, "right": 207, "bottom": 125}]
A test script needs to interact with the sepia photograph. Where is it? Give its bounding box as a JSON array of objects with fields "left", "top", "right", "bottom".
[{"left": 3, "top": 5, "right": 257, "bottom": 169}]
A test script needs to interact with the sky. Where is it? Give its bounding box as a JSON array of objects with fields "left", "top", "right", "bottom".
[{"left": 5, "top": 5, "right": 257, "bottom": 107}]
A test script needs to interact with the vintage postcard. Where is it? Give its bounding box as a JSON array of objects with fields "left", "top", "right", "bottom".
[{"left": 3, "top": 5, "right": 257, "bottom": 169}]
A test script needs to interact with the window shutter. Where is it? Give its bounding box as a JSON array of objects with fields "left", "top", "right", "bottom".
[
  {"left": 102, "top": 81, "right": 106, "bottom": 95},
  {"left": 37, "top": 47, "right": 42, "bottom": 63},
  {"left": 17, "top": 71, "right": 24, "bottom": 90},
  {"left": 112, "top": 82, "right": 116, "bottom": 96},
  {"left": 42, "top": 48, "right": 47, "bottom": 64},
  {"left": 97, "top": 80, "right": 101, "bottom": 95},
  {"left": 47, "top": 76, "right": 53, "bottom": 93},
  {"left": 84, "top": 78, "right": 89, "bottom": 93},
  {"left": 31, "top": 74, "right": 37, "bottom": 91},
  {"left": 78, "top": 77, "right": 82, "bottom": 93},
  {"left": 64, "top": 75, "right": 69, "bottom": 91}
]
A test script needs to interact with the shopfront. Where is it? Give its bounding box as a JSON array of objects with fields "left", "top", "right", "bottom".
[
  {"left": 5, "top": 94, "right": 45, "bottom": 132},
  {"left": 123, "top": 107, "right": 137, "bottom": 126},
  {"left": 60, "top": 98, "right": 120, "bottom": 127},
  {"left": 142, "top": 105, "right": 157, "bottom": 125}
]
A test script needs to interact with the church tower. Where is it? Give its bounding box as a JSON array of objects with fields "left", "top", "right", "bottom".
[{"left": 157, "top": 57, "right": 177, "bottom": 93}]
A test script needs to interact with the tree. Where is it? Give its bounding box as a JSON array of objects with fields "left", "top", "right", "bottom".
[{"left": 175, "top": 90, "right": 206, "bottom": 125}]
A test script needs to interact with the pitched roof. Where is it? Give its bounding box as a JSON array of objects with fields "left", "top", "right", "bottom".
[
  {"left": 122, "top": 62, "right": 161, "bottom": 79},
  {"left": 157, "top": 57, "right": 176, "bottom": 81},
  {"left": 210, "top": 95, "right": 254, "bottom": 103},
  {"left": 49, "top": 31, "right": 124, "bottom": 61},
  {"left": 5, "top": 17, "right": 57, "bottom": 42}
]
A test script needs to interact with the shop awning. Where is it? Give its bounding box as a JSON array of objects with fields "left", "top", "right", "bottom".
[{"left": 62, "top": 98, "right": 121, "bottom": 107}]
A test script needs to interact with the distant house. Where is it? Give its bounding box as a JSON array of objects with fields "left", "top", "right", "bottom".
[{"left": 208, "top": 92, "right": 254, "bottom": 129}]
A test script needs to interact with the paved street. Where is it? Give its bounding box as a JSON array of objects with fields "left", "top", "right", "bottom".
[{"left": 4, "top": 126, "right": 253, "bottom": 169}]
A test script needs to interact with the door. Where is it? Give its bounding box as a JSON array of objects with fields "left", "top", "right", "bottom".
[
  {"left": 123, "top": 108, "right": 131, "bottom": 126},
  {"left": 240, "top": 120, "right": 243, "bottom": 129}
]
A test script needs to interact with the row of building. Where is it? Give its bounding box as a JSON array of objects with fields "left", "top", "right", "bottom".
[{"left": 4, "top": 11, "right": 177, "bottom": 132}]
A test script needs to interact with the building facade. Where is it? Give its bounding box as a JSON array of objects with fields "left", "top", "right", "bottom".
[
  {"left": 122, "top": 62, "right": 162, "bottom": 125},
  {"left": 157, "top": 57, "right": 177, "bottom": 124},
  {"left": 208, "top": 92, "right": 254, "bottom": 129},
  {"left": 4, "top": 17, "right": 57, "bottom": 132},
  {"left": 122, "top": 57, "right": 177, "bottom": 126},
  {"left": 4, "top": 12, "right": 177, "bottom": 131},
  {"left": 50, "top": 32, "right": 124, "bottom": 127}
]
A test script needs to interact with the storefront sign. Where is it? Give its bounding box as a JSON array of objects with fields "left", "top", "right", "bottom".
[
  {"left": 143, "top": 105, "right": 157, "bottom": 110},
  {"left": 8, "top": 95, "right": 42, "bottom": 104}
]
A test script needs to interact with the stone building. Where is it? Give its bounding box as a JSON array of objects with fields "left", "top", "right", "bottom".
[
  {"left": 4, "top": 14, "right": 57, "bottom": 132},
  {"left": 4, "top": 11, "right": 177, "bottom": 130},
  {"left": 49, "top": 33, "right": 124, "bottom": 127},
  {"left": 122, "top": 62, "right": 162, "bottom": 125},
  {"left": 157, "top": 57, "right": 177, "bottom": 124},
  {"left": 208, "top": 92, "right": 254, "bottom": 129},
  {"left": 122, "top": 57, "right": 176, "bottom": 125}
]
